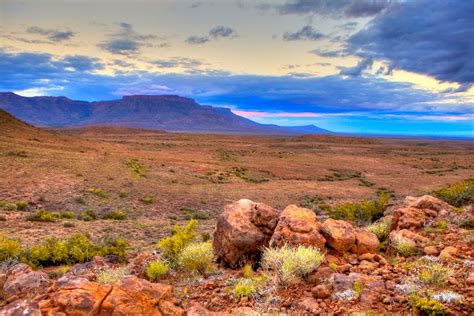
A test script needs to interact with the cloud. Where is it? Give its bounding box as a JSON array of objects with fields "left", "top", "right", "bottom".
[
  {"left": 276, "top": 0, "right": 392, "bottom": 17},
  {"left": 98, "top": 22, "right": 159, "bottom": 55},
  {"left": 283, "top": 26, "right": 325, "bottom": 41},
  {"left": 26, "top": 26, "right": 75, "bottom": 42},
  {"left": 152, "top": 57, "right": 204, "bottom": 69},
  {"left": 209, "top": 26, "right": 236, "bottom": 38},
  {"left": 347, "top": 0, "right": 474, "bottom": 84},
  {"left": 185, "top": 36, "right": 210, "bottom": 45},
  {"left": 339, "top": 58, "right": 373, "bottom": 76},
  {"left": 309, "top": 48, "right": 349, "bottom": 58},
  {"left": 62, "top": 55, "right": 104, "bottom": 72}
]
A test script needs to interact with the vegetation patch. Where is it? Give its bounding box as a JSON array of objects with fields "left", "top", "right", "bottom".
[
  {"left": 178, "top": 241, "right": 213, "bottom": 275},
  {"left": 78, "top": 209, "right": 97, "bottom": 221},
  {"left": 26, "top": 210, "right": 58, "bottom": 222},
  {"left": 102, "top": 210, "right": 127, "bottom": 220},
  {"left": 146, "top": 259, "right": 169, "bottom": 281},
  {"left": 97, "top": 267, "right": 129, "bottom": 284},
  {"left": 329, "top": 192, "right": 389, "bottom": 225},
  {"left": 410, "top": 294, "right": 447, "bottom": 316},
  {"left": 299, "top": 195, "right": 331, "bottom": 215},
  {"left": 126, "top": 158, "right": 146, "bottom": 177},
  {"left": 231, "top": 167, "right": 269, "bottom": 184},
  {"left": 142, "top": 194, "right": 154, "bottom": 204},
  {"left": 158, "top": 219, "right": 197, "bottom": 266},
  {"left": 434, "top": 178, "right": 474, "bottom": 207},
  {"left": 87, "top": 187, "right": 108, "bottom": 198},
  {"left": 180, "top": 207, "right": 212, "bottom": 220}
]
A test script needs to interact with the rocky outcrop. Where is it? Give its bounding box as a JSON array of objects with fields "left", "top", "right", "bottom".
[
  {"left": 404, "top": 195, "right": 451, "bottom": 213},
  {"left": 213, "top": 199, "right": 280, "bottom": 268},
  {"left": 351, "top": 229, "right": 380, "bottom": 255},
  {"left": 321, "top": 219, "right": 356, "bottom": 253},
  {"left": 2, "top": 264, "right": 50, "bottom": 303},
  {"left": 269, "top": 205, "right": 326, "bottom": 249}
]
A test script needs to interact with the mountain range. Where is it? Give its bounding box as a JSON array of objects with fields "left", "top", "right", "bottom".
[{"left": 0, "top": 92, "right": 330, "bottom": 135}]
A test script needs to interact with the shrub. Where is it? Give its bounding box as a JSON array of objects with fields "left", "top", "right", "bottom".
[
  {"left": 102, "top": 210, "right": 127, "bottom": 220},
  {"left": 243, "top": 264, "right": 253, "bottom": 278},
  {"left": 16, "top": 200, "right": 28, "bottom": 211},
  {"left": 78, "top": 209, "right": 97, "bottom": 221},
  {"left": 0, "top": 236, "right": 21, "bottom": 261},
  {"left": 181, "top": 207, "right": 211, "bottom": 220},
  {"left": 126, "top": 159, "right": 146, "bottom": 177},
  {"left": 261, "top": 244, "right": 325, "bottom": 284},
  {"left": 97, "top": 236, "right": 129, "bottom": 260},
  {"left": 142, "top": 195, "right": 154, "bottom": 204},
  {"left": 392, "top": 235, "right": 417, "bottom": 257},
  {"left": 87, "top": 187, "right": 108, "bottom": 198},
  {"left": 146, "top": 259, "right": 169, "bottom": 281},
  {"left": 178, "top": 242, "right": 213, "bottom": 274},
  {"left": 158, "top": 219, "right": 197, "bottom": 266},
  {"left": 118, "top": 191, "right": 128, "bottom": 198},
  {"left": 366, "top": 217, "right": 392, "bottom": 242},
  {"left": 434, "top": 178, "right": 474, "bottom": 207},
  {"left": 329, "top": 192, "right": 389, "bottom": 225},
  {"left": 74, "top": 196, "right": 86, "bottom": 204},
  {"left": 233, "top": 274, "right": 267, "bottom": 301},
  {"left": 419, "top": 263, "right": 451, "bottom": 286},
  {"left": 97, "top": 267, "right": 129, "bottom": 284},
  {"left": 410, "top": 295, "right": 447, "bottom": 316},
  {"left": 60, "top": 212, "right": 76, "bottom": 219},
  {"left": 3, "top": 203, "right": 17, "bottom": 211},
  {"left": 201, "top": 232, "right": 211, "bottom": 242},
  {"left": 26, "top": 210, "right": 58, "bottom": 222}
]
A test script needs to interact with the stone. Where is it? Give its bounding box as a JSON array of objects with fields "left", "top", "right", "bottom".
[
  {"left": 423, "top": 246, "right": 439, "bottom": 256},
  {"left": 404, "top": 195, "right": 451, "bottom": 212},
  {"left": 321, "top": 219, "right": 356, "bottom": 253},
  {"left": 358, "top": 253, "right": 376, "bottom": 261},
  {"left": 390, "top": 229, "right": 429, "bottom": 248},
  {"left": 391, "top": 207, "right": 427, "bottom": 230},
  {"left": 307, "top": 267, "right": 334, "bottom": 285},
  {"left": 3, "top": 264, "right": 50, "bottom": 302},
  {"left": 0, "top": 299, "right": 41, "bottom": 316},
  {"left": 331, "top": 273, "right": 355, "bottom": 292},
  {"left": 311, "top": 284, "right": 331, "bottom": 299},
  {"left": 466, "top": 272, "right": 474, "bottom": 286},
  {"left": 360, "top": 280, "right": 385, "bottom": 305},
  {"left": 351, "top": 229, "right": 380, "bottom": 255},
  {"left": 298, "top": 297, "right": 320, "bottom": 313},
  {"left": 269, "top": 205, "right": 326, "bottom": 249},
  {"left": 358, "top": 260, "right": 378, "bottom": 272},
  {"left": 439, "top": 246, "right": 459, "bottom": 260},
  {"left": 213, "top": 199, "right": 280, "bottom": 268}
]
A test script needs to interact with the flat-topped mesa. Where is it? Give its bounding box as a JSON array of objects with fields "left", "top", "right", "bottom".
[{"left": 121, "top": 95, "right": 196, "bottom": 103}]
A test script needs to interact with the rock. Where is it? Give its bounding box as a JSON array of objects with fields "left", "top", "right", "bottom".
[
  {"left": 187, "top": 301, "right": 220, "bottom": 316},
  {"left": 231, "top": 307, "right": 259, "bottom": 315},
  {"left": 439, "top": 246, "right": 459, "bottom": 260},
  {"left": 298, "top": 297, "right": 320, "bottom": 313},
  {"left": 404, "top": 195, "right": 451, "bottom": 212},
  {"left": 66, "top": 256, "right": 107, "bottom": 279},
  {"left": 311, "top": 284, "right": 332, "bottom": 299},
  {"left": 391, "top": 207, "right": 427, "bottom": 230},
  {"left": 423, "top": 246, "right": 439, "bottom": 256},
  {"left": 3, "top": 264, "right": 50, "bottom": 302},
  {"left": 358, "top": 260, "right": 378, "bottom": 272},
  {"left": 351, "top": 230, "right": 380, "bottom": 255},
  {"left": 321, "top": 219, "right": 356, "bottom": 253},
  {"left": 129, "top": 251, "right": 161, "bottom": 278},
  {"left": 466, "top": 272, "right": 474, "bottom": 286},
  {"left": 358, "top": 253, "right": 376, "bottom": 261},
  {"left": 213, "top": 199, "right": 280, "bottom": 268},
  {"left": 390, "top": 229, "right": 429, "bottom": 249},
  {"left": 269, "top": 205, "right": 326, "bottom": 249},
  {"left": 307, "top": 267, "right": 334, "bottom": 285},
  {"left": 0, "top": 299, "right": 41, "bottom": 316},
  {"left": 360, "top": 280, "right": 385, "bottom": 305},
  {"left": 331, "top": 273, "right": 355, "bottom": 292}
]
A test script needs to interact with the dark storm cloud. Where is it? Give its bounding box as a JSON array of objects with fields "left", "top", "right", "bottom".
[
  {"left": 62, "top": 55, "right": 104, "bottom": 72},
  {"left": 209, "top": 26, "right": 236, "bottom": 38},
  {"left": 97, "top": 22, "right": 159, "bottom": 55},
  {"left": 276, "top": 0, "right": 392, "bottom": 17},
  {"left": 347, "top": 0, "right": 474, "bottom": 84},
  {"left": 283, "top": 26, "right": 325, "bottom": 41},
  {"left": 185, "top": 36, "right": 210, "bottom": 45},
  {"left": 339, "top": 58, "right": 373, "bottom": 76},
  {"left": 26, "top": 26, "right": 75, "bottom": 42}
]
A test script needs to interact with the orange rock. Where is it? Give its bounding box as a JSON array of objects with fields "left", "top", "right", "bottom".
[
  {"left": 269, "top": 205, "right": 326, "bottom": 249},
  {"left": 3, "top": 264, "right": 50, "bottom": 302},
  {"left": 351, "top": 229, "right": 379, "bottom": 255},
  {"left": 404, "top": 195, "right": 451, "bottom": 212},
  {"left": 321, "top": 219, "right": 356, "bottom": 253},
  {"left": 391, "top": 207, "right": 427, "bottom": 230}
]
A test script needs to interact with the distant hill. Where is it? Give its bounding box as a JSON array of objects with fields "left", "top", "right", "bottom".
[{"left": 0, "top": 92, "right": 330, "bottom": 135}]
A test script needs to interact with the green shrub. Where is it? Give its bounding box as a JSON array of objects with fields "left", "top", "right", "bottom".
[
  {"left": 419, "top": 263, "right": 451, "bottom": 286},
  {"left": 142, "top": 195, "right": 154, "bottom": 204},
  {"left": 87, "top": 187, "right": 108, "bottom": 198},
  {"left": 97, "top": 235, "right": 129, "bottom": 260},
  {"left": 78, "top": 209, "right": 97, "bottom": 221},
  {"left": 16, "top": 200, "right": 28, "bottom": 211},
  {"left": 201, "top": 232, "right": 211, "bottom": 242},
  {"left": 26, "top": 210, "right": 58, "bottom": 222},
  {"left": 434, "top": 178, "right": 474, "bottom": 207},
  {"left": 410, "top": 295, "right": 447, "bottom": 316},
  {"left": 392, "top": 235, "right": 417, "bottom": 257},
  {"left": 60, "top": 212, "right": 76, "bottom": 219},
  {"left": 0, "top": 235, "right": 21, "bottom": 261},
  {"left": 366, "top": 217, "right": 392, "bottom": 241},
  {"left": 3, "top": 203, "right": 17, "bottom": 211},
  {"left": 178, "top": 242, "right": 213, "bottom": 274},
  {"left": 146, "top": 259, "right": 169, "bottom": 281},
  {"left": 181, "top": 207, "right": 211, "bottom": 220},
  {"left": 97, "top": 267, "right": 128, "bottom": 284},
  {"left": 102, "top": 210, "right": 127, "bottom": 220},
  {"left": 243, "top": 264, "right": 253, "bottom": 278},
  {"left": 158, "top": 219, "right": 197, "bottom": 266},
  {"left": 329, "top": 192, "right": 389, "bottom": 225},
  {"left": 233, "top": 274, "right": 267, "bottom": 301},
  {"left": 126, "top": 159, "right": 146, "bottom": 177},
  {"left": 261, "top": 244, "right": 325, "bottom": 284},
  {"left": 118, "top": 191, "right": 128, "bottom": 198}
]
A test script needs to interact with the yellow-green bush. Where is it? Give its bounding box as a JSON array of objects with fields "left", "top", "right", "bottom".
[
  {"left": 26, "top": 210, "right": 58, "bottom": 222},
  {"left": 60, "top": 212, "right": 76, "bottom": 219},
  {"left": 102, "top": 210, "right": 127, "bottom": 220},
  {"left": 434, "top": 178, "right": 474, "bottom": 207},
  {"left": 78, "top": 209, "right": 97, "bottom": 221},
  {"left": 261, "top": 244, "right": 325, "bottom": 284},
  {"left": 410, "top": 295, "right": 447, "bottom": 316},
  {"left": 233, "top": 274, "right": 267, "bottom": 301},
  {"left": 178, "top": 241, "right": 213, "bottom": 274},
  {"left": 16, "top": 200, "right": 28, "bottom": 211},
  {"left": 0, "top": 235, "right": 21, "bottom": 261},
  {"left": 97, "top": 267, "right": 128, "bottom": 284},
  {"left": 158, "top": 219, "right": 197, "bottom": 266},
  {"left": 330, "top": 192, "right": 389, "bottom": 225},
  {"left": 97, "top": 235, "right": 129, "bottom": 259},
  {"left": 392, "top": 235, "right": 417, "bottom": 257},
  {"left": 87, "top": 187, "right": 108, "bottom": 198},
  {"left": 419, "top": 263, "right": 451, "bottom": 286},
  {"left": 146, "top": 259, "right": 169, "bottom": 281},
  {"left": 142, "top": 195, "right": 154, "bottom": 204}
]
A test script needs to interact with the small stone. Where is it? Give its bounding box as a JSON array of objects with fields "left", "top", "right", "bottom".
[
  {"left": 311, "top": 284, "right": 332, "bottom": 299},
  {"left": 424, "top": 246, "right": 439, "bottom": 256},
  {"left": 466, "top": 272, "right": 474, "bottom": 286},
  {"left": 358, "top": 253, "right": 376, "bottom": 261}
]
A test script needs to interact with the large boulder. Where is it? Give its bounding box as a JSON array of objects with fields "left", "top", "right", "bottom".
[
  {"left": 269, "top": 205, "right": 326, "bottom": 249},
  {"left": 351, "top": 229, "right": 380, "bottom": 255},
  {"left": 321, "top": 219, "right": 356, "bottom": 253},
  {"left": 0, "top": 299, "right": 41, "bottom": 316},
  {"left": 213, "top": 199, "right": 280, "bottom": 268},
  {"left": 391, "top": 207, "right": 428, "bottom": 230},
  {"left": 3, "top": 264, "right": 50, "bottom": 302},
  {"left": 389, "top": 229, "right": 429, "bottom": 254},
  {"left": 404, "top": 195, "right": 451, "bottom": 212}
]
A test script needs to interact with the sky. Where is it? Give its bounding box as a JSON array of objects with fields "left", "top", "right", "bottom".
[{"left": 0, "top": 0, "right": 473, "bottom": 137}]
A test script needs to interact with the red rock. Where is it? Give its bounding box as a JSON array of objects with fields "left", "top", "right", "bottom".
[
  {"left": 360, "top": 280, "right": 385, "bottom": 305},
  {"left": 391, "top": 207, "right": 427, "bottom": 230},
  {"left": 307, "top": 267, "right": 334, "bottom": 284},
  {"left": 321, "top": 219, "right": 356, "bottom": 253},
  {"left": 311, "top": 284, "right": 332, "bottom": 299},
  {"left": 351, "top": 230, "right": 380, "bottom": 255},
  {"left": 404, "top": 195, "right": 451, "bottom": 212},
  {"left": 389, "top": 229, "right": 429, "bottom": 249},
  {"left": 331, "top": 273, "right": 355, "bottom": 292},
  {"left": 3, "top": 264, "right": 50, "bottom": 302},
  {"left": 298, "top": 297, "right": 320, "bottom": 313},
  {"left": 358, "top": 253, "right": 376, "bottom": 261},
  {"left": 213, "top": 199, "right": 280, "bottom": 268},
  {"left": 423, "top": 246, "right": 439, "bottom": 256},
  {"left": 0, "top": 299, "right": 41, "bottom": 316},
  {"left": 466, "top": 272, "right": 474, "bottom": 286},
  {"left": 269, "top": 205, "right": 326, "bottom": 249},
  {"left": 439, "top": 246, "right": 459, "bottom": 260}
]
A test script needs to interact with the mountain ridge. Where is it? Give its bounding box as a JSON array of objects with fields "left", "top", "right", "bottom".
[{"left": 0, "top": 92, "right": 330, "bottom": 135}]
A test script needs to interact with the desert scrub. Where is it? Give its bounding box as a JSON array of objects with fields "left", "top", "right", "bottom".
[
  {"left": 181, "top": 207, "right": 211, "bottom": 220},
  {"left": 366, "top": 217, "right": 392, "bottom": 241},
  {"left": 299, "top": 195, "right": 331, "bottom": 215},
  {"left": 142, "top": 194, "right": 154, "bottom": 204},
  {"left": 329, "top": 192, "right": 389, "bottom": 225},
  {"left": 261, "top": 244, "right": 324, "bottom": 284},
  {"left": 97, "top": 267, "right": 129, "bottom": 284},
  {"left": 418, "top": 263, "right": 451, "bottom": 286},
  {"left": 102, "top": 210, "right": 127, "bottom": 220},
  {"left": 78, "top": 209, "right": 97, "bottom": 221},
  {"left": 392, "top": 235, "right": 417, "bottom": 257},
  {"left": 60, "top": 211, "right": 76, "bottom": 219},
  {"left": 126, "top": 158, "right": 146, "bottom": 177},
  {"left": 146, "top": 259, "right": 169, "bottom": 281},
  {"left": 87, "top": 187, "right": 108, "bottom": 198},
  {"left": 0, "top": 235, "right": 21, "bottom": 261},
  {"left": 233, "top": 274, "right": 267, "bottom": 301},
  {"left": 158, "top": 219, "right": 197, "bottom": 266},
  {"left": 26, "top": 210, "right": 58, "bottom": 222},
  {"left": 178, "top": 241, "right": 213, "bottom": 274},
  {"left": 434, "top": 178, "right": 474, "bottom": 207},
  {"left": 15, "top": 200, "right": 28, "bottom": 211},
  {"left": 410, "top": 295, "right": 447, "bottom": 316}
]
